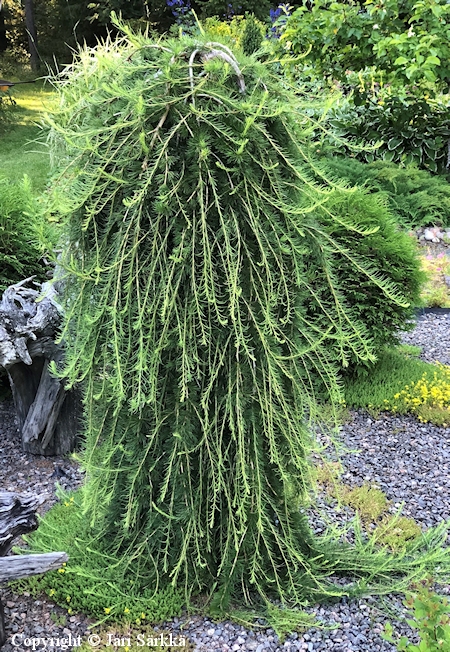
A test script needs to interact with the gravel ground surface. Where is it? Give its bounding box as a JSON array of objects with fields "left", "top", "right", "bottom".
[
  {"left": 400, "top": 312, "right": 450, "bottom": 366},
  {"left": 1, "top": 313, "right": 450, "bottom": 651}
]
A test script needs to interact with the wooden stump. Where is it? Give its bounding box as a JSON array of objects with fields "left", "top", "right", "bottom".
[{"left": 0, "top": 278, "right": 80, "bottom": 455}]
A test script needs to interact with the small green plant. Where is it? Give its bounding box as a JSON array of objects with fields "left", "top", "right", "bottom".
[
  {"left": 384, "top": 363, "right": 450, "bottom": 426},
  {"left": 50, "top": 612, "right": 66, "bottom": 626},
  {"left": 314, "top": 461, "right": 343, "bottom": 488},
  {"left": 241, "top": 14, "right": 263, "bottom": 55},
  {"left": 397, "top": 345, "right": 422, "bottom": 358},
  {"left": 339, "top": 484, "right": 388, "bottom": 522},
  {"left": 383, "top": 577, "right": 450, "bottom": 651},
  {"left": 343, "top": 346, "right": 436, "bottom": 411},
  {"left": 315, "top": 472, "right": 422, "bottom": 550},
  {"left": 264, "top": 603, "right": 317, "bottom": 643},
  {"left": 20, "top": 489, "right": 185, "bottom": 624},
  {"left": 374, "top": 515, "right": 422, "bottom": 551}
]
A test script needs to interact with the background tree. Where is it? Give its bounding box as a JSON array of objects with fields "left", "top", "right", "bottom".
[
  {"left": 23, "top": 0, "right": 38, "bottom": 70},
  {"left": 0, "top": 3, "right": 7, "bottom": 52}
]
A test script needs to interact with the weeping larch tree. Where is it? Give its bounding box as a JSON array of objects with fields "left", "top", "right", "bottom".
[{"left": 42, "top": 20, "right": 449, "bottom": 612}]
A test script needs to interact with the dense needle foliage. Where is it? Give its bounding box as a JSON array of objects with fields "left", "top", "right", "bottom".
[
  {"left": 42, "top": 25, "right": 449, "bottom": 611},
  {"left": 0, "top": 176, "right": 46, "bottom": 292}
]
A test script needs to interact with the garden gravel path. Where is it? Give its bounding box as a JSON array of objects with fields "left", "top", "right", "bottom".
[{"left": 1, "top": 313, "right": 450, "bottom": 651}]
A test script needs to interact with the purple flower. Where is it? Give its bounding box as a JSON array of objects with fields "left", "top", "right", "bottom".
[
  {"left": 166, "top": 0, "right": 192, "bottom": 22},
  {"left": 269, "top": 3, "right": 293, "bottom": 38}
]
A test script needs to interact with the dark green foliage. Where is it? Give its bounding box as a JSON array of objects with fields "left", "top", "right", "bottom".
[
  {"left": 323, "top": 157, "right": 450, "bottom": 229},
  {"left": 310, "top": 181, "right": 424, "bottom": 360},
  {"left": 324, "top": 95, "right": 450, "bottom": 174},
  {"left": 0, "top": 176, "right": 46, "bottom": 292},
  {"left": 241, "top": 14, "right": 263, "bottom": 55},
  {"left": 198, "top": 0, "right": 272, "bottom": 21},
  {"left": 40, "top": 26, "right": 450, "bottom": 612}
]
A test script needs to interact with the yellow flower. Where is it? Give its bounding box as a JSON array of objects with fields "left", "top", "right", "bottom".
[
  {"left": 124, "top": 608, "right": 130, "bottom": 614},
  {"left": 58, "top": 568, "right": 65, "bottom": 573},
  {"left": 104, "top": 607, "right": 111, "bottom": 614},
  {"left": 66, "top": 596, "right": 71, "bottom": 603}
]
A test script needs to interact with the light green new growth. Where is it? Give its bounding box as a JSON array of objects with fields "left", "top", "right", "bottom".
[{"left": 37, "top": 20, "right": 450, "bottom": 614}]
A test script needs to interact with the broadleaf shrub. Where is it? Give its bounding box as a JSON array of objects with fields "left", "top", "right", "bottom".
[
  {"left": 383, "top": 577, "right": 450, "bottom": 651},
  {"left": 321, "top": 93, "right": 450, "bottom": 174},
  {"left": 279, "top": 0, "right": 450, "bottom": 174}
]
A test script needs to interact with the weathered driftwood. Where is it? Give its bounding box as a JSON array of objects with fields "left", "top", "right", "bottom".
[
  {"left": 0, "top": 492, "right": 44, "bottom": 557},
  {"left": 0, "top": 491, "right": 68, "bottom": 648},
  {"left": 0, "top": 552, "right": 68, "bottom": 582},
  {"left": 0, "top": 278, "right": 80, "bottom": 455}
]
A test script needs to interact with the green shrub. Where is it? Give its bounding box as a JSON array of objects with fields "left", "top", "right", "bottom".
[
  {"left": 313, "top": 187, "right": 424, "bottom": 364},
  {"left": 241, "top": 14, "right": 264, "bottom": 55},
  {"left": 0, "top": 176, "right": 47, "bottom": 293},
  {"left": 322, "top": 157, "right": 450, "bottom": 230},
  {"left": 279, "top": 0, "right": 450, "bottom": 174},
  {"left": 322, "top": 94, "right": 450, "bottom": 174}
]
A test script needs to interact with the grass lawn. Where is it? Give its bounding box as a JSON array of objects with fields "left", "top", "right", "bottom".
[{"left": 0, "top": 80, "right": 54, "bottom": 191}]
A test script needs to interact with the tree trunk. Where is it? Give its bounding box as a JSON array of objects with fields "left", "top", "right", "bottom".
[
  {"left": 0, "top": 279, "right": 81, "bottom": 456},
  {"left": 0, "top": 6, "right": 7, "bottom": 53},
  {"left": 23, "top": 0, "right": 39, "bottom": 72}
]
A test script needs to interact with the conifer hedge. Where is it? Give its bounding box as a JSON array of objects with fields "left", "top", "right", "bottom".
[{"left": 42, "top": 23, "right": 449, "bottom": 612}]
